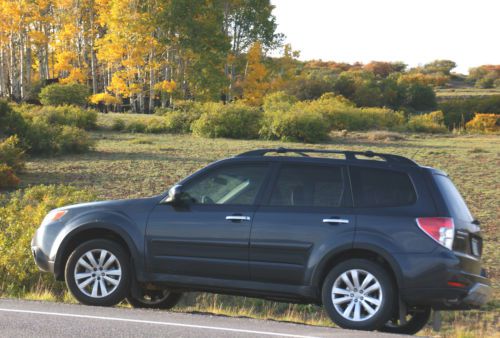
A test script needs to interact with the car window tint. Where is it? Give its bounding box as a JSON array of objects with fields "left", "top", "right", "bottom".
[
  {"left": 269, "top": 165, "right": 345, "bottom": 207},
  {"left": 183, "top": 165, "right": 268, "bottom": 205},
  {"left": 350, "top": 166, "right": 416, "bottom": 207},
  {"left": 433, "top": 174, "right": 473, "bottom": 222}
]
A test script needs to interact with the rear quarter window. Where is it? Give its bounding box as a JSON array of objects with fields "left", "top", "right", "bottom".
[
  {"left": 350, "top": 166, "right": 417, "bottom": 207},
  {"left": 433, "top": 174, "right": 473, "bottom": 222}
]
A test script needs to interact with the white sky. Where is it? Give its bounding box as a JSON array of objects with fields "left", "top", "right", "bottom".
[{"left": 271, "top": 0, "right": 499, "bottom": 74}]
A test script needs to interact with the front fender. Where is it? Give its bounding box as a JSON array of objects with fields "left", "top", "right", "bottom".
[{"left": 52, "top": 210, "right": 145, "bottom": 280}]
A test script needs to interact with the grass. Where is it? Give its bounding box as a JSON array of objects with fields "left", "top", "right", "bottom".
[
  {"left": 436, "top": 88, "right": 500, "bottom": 98},
  {"left": 10, "top": 118, "right": 500, "bottom": 337}
]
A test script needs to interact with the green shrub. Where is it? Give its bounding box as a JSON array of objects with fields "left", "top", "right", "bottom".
[
  {"left": 125, "top": 120, "right": 147, "bottom": 133},
  {"left": 144, "top": 118, "right": 169, "bottom": 134},
  {"left": 407, "top": 111, "right": 448, "bottom": 133},
  {"left": 263, "top": 91, "right": 297, "bottom": 113},
  {"left": 22, "top": 105, "right": 97, "bottom": 130},
  {"left": 0, "top": 185, "right": 95, "bottom": 295},
  {"left": 260, "top": 110, "right": 329, "bottom": 143},
  {"left": 39, "top": 83, "right": 89, "bottom": 106},
  {"left": 163, "top": 110, "right": 201, "bottom": 133},
  {"left": 23, "top": 120, "right": 59, "bottom": 154},
  {"left": 56, "top": 126, "right": 94, "bottom": 153},
  {"left": 111, "top": 118, "right": 126, "bottom": 131},
  {"left": 0, "top": 136, "right": 25, "bottom": 172},
  {"left": 192, "top": 103, "right": 262, "bottom": 139},
  {"left": 0, "top": 100, "right": 28, "bottom": 138},
  {"left": 0, "top": 164, "right": 20, "bottom": 189},
  {"left": 438, "top": 95, "right": 500, "bottom": 128}
]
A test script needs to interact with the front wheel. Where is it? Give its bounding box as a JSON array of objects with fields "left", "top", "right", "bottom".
[
  {"left": 65, "top": 239, "right": 130, "bottom": 306},
  {"left": 322, "top": 259, "right": 395, "bottom": 331},
  {"left": 127, "top": 289, "right": 182, "bottom": 309},
  {"left": 381, "top": 307, "right": 431, "bottom": 334}
]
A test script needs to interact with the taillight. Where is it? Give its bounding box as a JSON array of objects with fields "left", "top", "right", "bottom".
[{"left": 416, "top": 217, "right": 454, "bottom": 250}]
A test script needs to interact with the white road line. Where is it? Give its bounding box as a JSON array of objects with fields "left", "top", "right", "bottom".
[{"left": 0, "top": 308, "right": 319, "bottom": 338}]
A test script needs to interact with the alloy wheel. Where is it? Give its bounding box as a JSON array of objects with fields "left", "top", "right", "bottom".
[
  {"left": 331, "top": 269, "right": 383, "bottom": 322},
  {"left": 73, "top": 249, "right": 122, "bottom": 298}
]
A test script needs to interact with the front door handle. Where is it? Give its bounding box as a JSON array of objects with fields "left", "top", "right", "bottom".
[
  {"left": 226, "top": 215, "right": 251, "bottom": 221},
  {"left": 323, "top": 218, "right": 349, "bottom": 224}
]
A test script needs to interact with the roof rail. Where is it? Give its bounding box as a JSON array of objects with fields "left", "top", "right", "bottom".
[{"left": 236, "top": 147, "right": 417, "bottom": 166}]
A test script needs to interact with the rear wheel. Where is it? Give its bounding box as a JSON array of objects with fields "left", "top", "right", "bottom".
[
  {"left": 322, "top": 259, "right": 395, "bottom": 331},
  {"left": 65, "top": 239, "right": 130, "bottom": 306},
  {"left": 127, "top": 289, "right": 182, "bottom": 309},
  {"left": 381, "top": 307, "right": 431, "bottom": 334}
]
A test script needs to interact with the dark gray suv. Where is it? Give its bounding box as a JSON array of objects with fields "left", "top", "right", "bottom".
[{"left": 32, "top": 148, "right": 491, "bottom": 334}]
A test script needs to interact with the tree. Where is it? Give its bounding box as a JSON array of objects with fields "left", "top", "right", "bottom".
[
  {"left": 422, "top": 60, "right": 456, "bottom": 75},
  {"left": 242, "top": 42, "right": 269, "bottom": 105}
]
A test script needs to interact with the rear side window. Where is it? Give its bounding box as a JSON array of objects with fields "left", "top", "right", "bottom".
[
  {"left": 269, "top": 165, "right": 346, "bottom": 207},
  {"left": 350, "top": 166, "right": 416, "bottom": 207},
  {"left": 433, "top": 174, "right": 473, "bottom": 222}
]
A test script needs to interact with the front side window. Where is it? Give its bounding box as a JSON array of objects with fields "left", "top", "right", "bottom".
[
  {"left": 182, "top": 164, "right": 268, "bottom": 205},
  {"left": 350, "top": 166, "right": 416, "bottom": 207},
  {"left": 269, "top": 165, "right": 346, "bottom": 207}
]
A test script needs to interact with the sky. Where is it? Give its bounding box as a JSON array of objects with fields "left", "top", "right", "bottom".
[{"left": 271, "top": 0, "right": 499, "bottom": 74}]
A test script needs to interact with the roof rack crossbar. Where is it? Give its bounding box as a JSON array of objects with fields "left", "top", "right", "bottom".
[{"left": 236, "top": 148, "right": 417, "bottom": 165}]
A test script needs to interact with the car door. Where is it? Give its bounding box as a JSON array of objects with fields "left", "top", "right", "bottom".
[
  {"left": 250, "top": 162, "right": 356, "bottom": 285},
  {"left": 146, "top": 162, "right": 271, "bottom": 281}
]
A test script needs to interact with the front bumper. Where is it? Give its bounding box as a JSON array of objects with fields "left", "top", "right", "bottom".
[{"left": 31, "top": 245, "right": 55, "bottom": 273}]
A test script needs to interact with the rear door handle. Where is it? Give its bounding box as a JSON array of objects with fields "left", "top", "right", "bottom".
[
  {"left": 323, "top": 218, "right": 349, "bottom": 224},
  {"left": 226, "top": 215, "right": 251, "bottom": 221}
]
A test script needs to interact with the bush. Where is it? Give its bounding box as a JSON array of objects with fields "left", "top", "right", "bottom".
[
  {"left": 466, "top": 113, "right": 499, "bottom": 133},
  {"left": 23, "top": 120, "right": 59, "bottom": 154},
  {"left": 163, "top": 110, "right": 200, "bottom": 133},
  {"left": 39, "top": 83, "right": 89, "bottom": 106},
  {"left": 125, "top": 120, "right": 147, "bottom": 133},
  {"left": 111, "top": 118, "right": 126, "bottom": 131},
  {"left": 438, "top": 95, "right": 500, "bottom": 128},
  {"left": 22, "top": 105, "right": 97, "bottom": 130},
  {"left": 260, "top": 110, "right": 328, "bottom": 143},
  {"left": 263, "top": 91, "right": 297, "bottom": 113},
  {"left": 0, "top": 164, "right": 20, "bottom": 189},
  {"left": 0, "top": 100, "right": 28, "bottom": 138},
  {"left": 0, "top": 136, "right": 25, "bottom": 172},
  {"left": 407, "top": 111, "right": 448, "bottom": 133},
  {"left": 192, "top": 103, "right": 262, "bottom": 139},
  {"left": 144, "top": 118, "right": 169, "bottom": 134},
  {"left": 56, "top": 126, "right": 94, "bottom": 153},
  {"left": 0, "top": 185, "right": 94, "bottom": 295}
]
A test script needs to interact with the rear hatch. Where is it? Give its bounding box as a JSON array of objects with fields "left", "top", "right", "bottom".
[{"left": 432, "top": 174, "right": 484, "bottom": 265}]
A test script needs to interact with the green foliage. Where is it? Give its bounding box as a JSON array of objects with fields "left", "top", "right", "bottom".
[
  {"left": 39, "top": 83, "right": 90, "bottom": 106},
  {"left": 23, "top": 121, "right": 93, "bottom": 155},
  {"left": 111, "top": 118, "right": 126, "bottom": 131},
  {"left": 286, "top": 77, "right": 334, "bottom": 101},
  {"left": 263, "top": 91, "right": 297, "bottom": 113},
  {"left": 475, "top": 77, "right": 495, "bottom": 89},
  {"left": 163, "top": 110, "right": 201, "bottom": 133},
  {"left": 0, "top": 185, "right": 94, "bottom": 294},
  {"left": 144, "top": 119, "right": 169, "bottom": 134},
  {"left": 125, "top": 120, "right": 147, "bottom": 133},
  {"left": 407, "top": 111, "right": 448, "bottom": 133},
  {"left": 405, "top": 83, "right": 437, "bottom": 111},
  {"left": 260, "top": 110, "right": 328, "bottom": 143},
  {"left": 438, "top": 95, "right": 500, "bottom": 128},
  {"left": 56, "top": 126, "right": 95, "bottom": 153},
  {"left": 0, "top": 100, "right": 28, "bottom": 138},
  {"left": 0, "top": 136, "right": 25, "bottom": 172},
  {"left": 21, "top": 105, "right": 97, "bottom": 130},
  {"left": 192, "top": 103, "right": 262, "bottom": 139}
]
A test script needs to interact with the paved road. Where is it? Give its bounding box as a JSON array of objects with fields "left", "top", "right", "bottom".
[{"left": 0, "top": 299, "right": 406, "bottom": 338}]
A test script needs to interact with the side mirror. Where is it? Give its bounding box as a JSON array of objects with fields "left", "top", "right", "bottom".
[{"left": 163, "top": 184, "right": 183, "bottom": 205}]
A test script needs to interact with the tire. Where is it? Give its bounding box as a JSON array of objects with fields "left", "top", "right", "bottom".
[
  {"left": 381, "top": 307, "right": 431, "bottom": 335},
  {"left": 65, "top": 239, "right": 130, "bottom": 307},
  {"left": 322, "top": 259, "right": 395, "bottom": 331},
  {"left": 127, "top": 289, "right": 182, "bottom": 309}
]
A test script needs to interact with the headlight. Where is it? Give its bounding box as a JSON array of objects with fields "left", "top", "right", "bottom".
[{"left": 41, "top": 210, "right": 67, "bottom": 226}]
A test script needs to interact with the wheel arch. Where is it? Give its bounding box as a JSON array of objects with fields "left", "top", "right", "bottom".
[
  {"left": 54, "top": 223, "right": 141, "bottom": 281},
  {"left": 312, "top": 246, "right": 403, "bottom": 299}
]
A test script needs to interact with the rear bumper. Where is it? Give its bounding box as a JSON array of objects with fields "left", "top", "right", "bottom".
[{"left": 463, "top": 283, "right": 492, "bottom": 307}]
